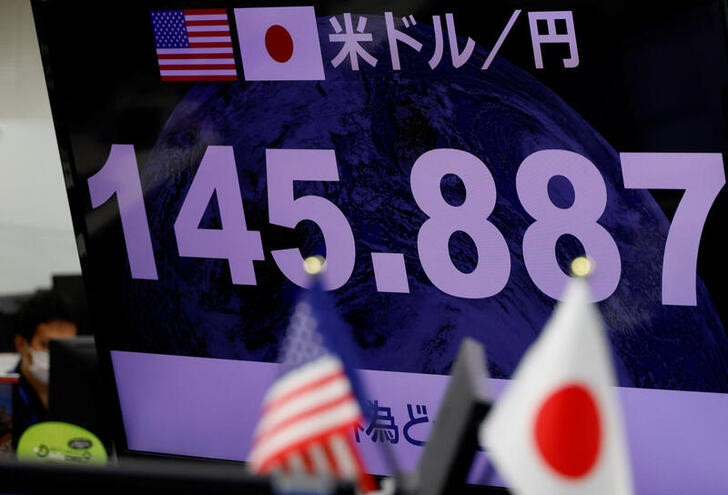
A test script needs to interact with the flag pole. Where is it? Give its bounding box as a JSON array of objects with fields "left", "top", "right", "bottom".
[
  {"left": 478, "top": 256, "right": 594, "bottom": 489},
  {"left": 303, "top": 256, "right": 408, "bottom": 494}
]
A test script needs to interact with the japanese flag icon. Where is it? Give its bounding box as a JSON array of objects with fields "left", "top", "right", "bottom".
[
  {"left": 234, "top": 6, "right": 325, "bottom": 81},
  {"left": 480, "top": 277, "right": 633, "bottom": 495}
]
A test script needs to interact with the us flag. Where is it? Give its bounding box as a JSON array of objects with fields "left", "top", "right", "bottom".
[
  {"left": 151, "top": 9, "right": 237, "bottom": 81},
  {"left": 248, "top": 286, "right": 375, "bottom": 492}
]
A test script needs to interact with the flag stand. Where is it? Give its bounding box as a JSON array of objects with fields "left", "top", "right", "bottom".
[{"left": 410, "top": 338, "right": 492, "bottom": 495}]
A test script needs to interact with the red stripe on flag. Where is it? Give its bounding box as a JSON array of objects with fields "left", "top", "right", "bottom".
[
  {"left": 286, "top": 456, "right": 298, "bottom": 474},
  {"left": 257, "top": 424, "right": 357, "bottom": 474},
  {"left": 159, "top": 64, "right": 236, "bottom": 70},
  {"left": 189, "top": 42, "right": 232, "bottom": 48},
  {"left": 184, "top": 9, "right": 227, "bottom": 15},
  {"left": 160, "top": 75, "right": 237, "bottom": 81},
  {"left": 263, "top": 370, "right": 346, "bottom": 416},
  {"left": 157, "top": 53, "right": 233, "bottom": 59},
  {"left": 253, "top": 393, "right": 358, "bottom": 449},
  {"left": 186, "top": 19, "right": 229, "bottom": 26},
  {"left": 188, "top": 31, "right": 231, "bottom": 37},
  {"left": 300, "top": 448, "right": 315, "bottom": 472},
  {"left": 322, "top": 443, "right": 341, "bottom": 477},
  {"left": 345, "top": 434, "right": 377, "bottom": 493}
]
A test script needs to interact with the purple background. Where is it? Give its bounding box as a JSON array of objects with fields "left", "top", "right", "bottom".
[{"left": 113, "top": 351, "right": 728, "bottom": 494}]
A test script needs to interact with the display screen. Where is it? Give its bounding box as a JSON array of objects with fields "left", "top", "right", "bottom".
[{"left": 32, "top": 0, "right": 728, "bottom": 492}]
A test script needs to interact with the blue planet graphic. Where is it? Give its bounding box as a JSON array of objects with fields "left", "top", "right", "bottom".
[{"left": 119, "top": 16, "right": 728, "bottom": 393}]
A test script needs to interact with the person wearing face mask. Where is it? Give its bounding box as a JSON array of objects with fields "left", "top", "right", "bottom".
[{"left": 11, "top": 290, "right": 78, "bottom": 448}]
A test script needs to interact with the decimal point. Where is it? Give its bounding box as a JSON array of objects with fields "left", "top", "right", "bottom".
[{"left": 371, "top": 253, "right": 410, "bottom": 293}]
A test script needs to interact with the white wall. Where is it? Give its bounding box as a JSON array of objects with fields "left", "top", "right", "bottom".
[{"left": 0, "top": 0, "right": 81, "bottom": 295}]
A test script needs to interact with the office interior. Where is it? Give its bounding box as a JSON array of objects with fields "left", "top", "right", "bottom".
[{"left": 2, "top": 0, "right": 728, "bottom": 494}]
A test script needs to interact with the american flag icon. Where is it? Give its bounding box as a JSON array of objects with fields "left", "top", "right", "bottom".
[
  {"left": 151, "top": 9, "right": 237, "bottom": 81},
  {"left": 248, "top": 291, "right": 375, "bottom": 492}
]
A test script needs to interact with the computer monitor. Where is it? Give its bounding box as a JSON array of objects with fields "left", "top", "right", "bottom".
[
  {"left": 48, "top": 336, "right": 112, "bottom": 453},
  {"left": 51, "top": 274, "right": 90, "bottom": 334},
  {"left": 30, "top": 0, "right": 728, "bottom": 492}
]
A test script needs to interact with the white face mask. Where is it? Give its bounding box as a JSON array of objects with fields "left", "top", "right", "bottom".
[{"left": 27, "top": 349, "right": 50, "bottom": 385}]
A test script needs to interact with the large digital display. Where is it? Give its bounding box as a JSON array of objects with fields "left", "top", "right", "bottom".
[{"left": 32, "top": 1, "right": 728, "bottom": 493}]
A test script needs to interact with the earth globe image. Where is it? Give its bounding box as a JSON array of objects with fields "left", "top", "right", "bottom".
[{"left": 120, "top": 15, "right": 728, "bottom": 393}]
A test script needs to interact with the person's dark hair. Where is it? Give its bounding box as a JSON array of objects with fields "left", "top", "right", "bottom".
[{"left": 13, "top": 290, "right": 77, "bottom": 342}]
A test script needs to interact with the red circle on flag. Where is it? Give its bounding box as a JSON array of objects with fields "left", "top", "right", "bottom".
[
  {"left": 265, "top": 25, "right": 294, "bottom": 63},
  {"left": 533, "top": 383, "right": 602, "bottom": 478}
]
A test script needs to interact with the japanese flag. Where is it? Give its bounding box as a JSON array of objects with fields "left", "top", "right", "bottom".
[
  {"left": 480, "top": 277, "right": 633, "bottom": 495},
  {"left": 234, "top": 6, "right": 325, "bottom": 81}
]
